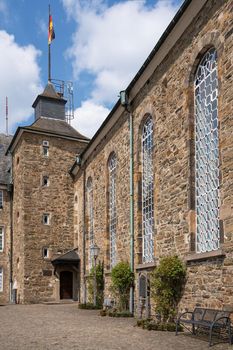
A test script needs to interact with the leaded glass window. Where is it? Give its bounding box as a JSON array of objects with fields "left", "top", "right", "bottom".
[
  {"left": 87, "top": 177, "right": 94, "bottom": 268},
  {"left": 142, "top": 117, "right": 154, "bottom": 263},
  {"left": 194, "top": 48, "right": 220, "bottom": 253},
  {"left": 108, "top": 153, "right": 117, "bottom": 268}
]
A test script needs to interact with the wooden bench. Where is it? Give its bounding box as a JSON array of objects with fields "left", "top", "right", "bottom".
[{"left": 176, "top": 307, "right": 232, "bottom": 346}]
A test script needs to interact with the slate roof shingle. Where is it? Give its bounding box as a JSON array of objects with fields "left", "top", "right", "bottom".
[{"left": 25, "top": 117, "right": 89, "bottom": 141}]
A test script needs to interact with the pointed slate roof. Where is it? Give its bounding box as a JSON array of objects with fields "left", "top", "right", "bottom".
[
  {"left": 0, "top": 134, "right": 13, "bottom": 184},
  {"left": 41, "top": 81, "right": 61, "bottom": 99},
  {"left": 32, "top": 81, "right": 65, "bottom": 108}
]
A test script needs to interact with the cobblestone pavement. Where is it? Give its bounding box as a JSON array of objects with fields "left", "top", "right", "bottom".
[{"left": 0, "top": 304, "right": 231, "bottom": 350}]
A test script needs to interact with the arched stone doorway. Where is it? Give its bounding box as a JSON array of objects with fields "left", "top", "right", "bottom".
[{"left": 60, "top": 271, "right": 73, "bottom": 299}]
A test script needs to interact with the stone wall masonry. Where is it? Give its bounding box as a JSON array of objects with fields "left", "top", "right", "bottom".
[
  {"left": 12, "top": 132, "right": 87, "bottom": 303},
  {"left": 74, "top": 0, "right": 233, "bottom": 311},
  {"left": 0, "top": 187, "right": 11, "bottom": 304}
]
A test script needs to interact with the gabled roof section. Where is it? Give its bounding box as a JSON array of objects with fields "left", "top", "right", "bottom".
[
  {"left": 26, "top": 117, "right": 88, "bottom": 140},
  {"left": 52, "top": 249, "right": 80, "bottom": 265},
  {"left": 70, "top": 0, "right": 206, "bottom": 176},
  {"left": 0, "top": 134, "right": 13, "bottom": 184},
  {"left": 7, "top": 117, "right": 89, "bottom": 155}
]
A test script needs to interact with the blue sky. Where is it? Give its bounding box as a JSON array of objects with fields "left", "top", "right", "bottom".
[{"left": 0, "top": 0, "right": 182, "bottom": 137}]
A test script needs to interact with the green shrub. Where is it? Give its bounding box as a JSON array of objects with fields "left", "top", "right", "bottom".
[
  {"left": 99, "top": 309, "right": 107, "bottom": 316},
  {"left": 108, "top": 310, "right": 133, "bottom": 318},
  {"left": 87, "top": 262, "right": 104, "bottom": 307},
  {"left": 110, "top": 261, "right": 134, "bottom": 311},
  {"left": 78, "top": 303, "right": 101, "bottom": 310},
  {"left": 151, "top": 256, "right": 186, "bottom": 322},
  {"left": 136, "top": 319, "right": 183, "bottom": 332}
]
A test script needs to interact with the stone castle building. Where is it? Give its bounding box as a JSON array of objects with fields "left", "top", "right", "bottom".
[{"left": 0, "top": 0, "right": 233, "bottom": 314}]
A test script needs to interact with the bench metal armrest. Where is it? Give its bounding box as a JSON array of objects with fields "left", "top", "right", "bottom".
[
  {"left": 177, "top": 311, "right": 194, "bottom": 322},
  {"left": 211, "top": 316, "right": 231, "bottom": 328}
]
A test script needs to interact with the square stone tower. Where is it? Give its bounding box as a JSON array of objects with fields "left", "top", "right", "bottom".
[{"left": 7, "top": 82, "right": 89, "bottom": 303}]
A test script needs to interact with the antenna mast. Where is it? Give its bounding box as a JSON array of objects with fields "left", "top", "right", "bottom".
[{"left": 6, "top": 96, "right": 8, "bottom": 136}]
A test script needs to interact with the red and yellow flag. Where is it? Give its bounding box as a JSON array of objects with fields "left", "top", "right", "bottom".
[{"left": 48, "top": 14, "right": 55, "bottom": 44}]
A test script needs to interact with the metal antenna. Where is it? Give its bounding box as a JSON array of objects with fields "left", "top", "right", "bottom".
[{"left": 6, "top": 96, "right": 8, "bottom": 136}]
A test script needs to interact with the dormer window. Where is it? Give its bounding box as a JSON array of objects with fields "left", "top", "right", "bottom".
[{"left": 42, "top": 141, "right": 49, "bottom": 157}]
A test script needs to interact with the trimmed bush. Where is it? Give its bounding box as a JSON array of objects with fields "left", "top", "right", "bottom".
[
  {"left": 111, "top": 261, "right": 134, "bottom": 311},
  {"left": 151, "top": 255, "right": 186, "bottom": 322},
  {"left": 87, "top": 262, "right": 104, "bottom": 307}
]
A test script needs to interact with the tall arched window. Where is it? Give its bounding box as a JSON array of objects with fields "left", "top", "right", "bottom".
[
  {"left": 194, "top": 48, "right": 219, "bottom": 253},
  {"left": 87, "top": 177, "right": 94, "bottom": 267},
  {"left": 142, "top": 116, "right": 154, "bottom": 263},
  {"left": 108, "top": 153, "right": 117, "bottom": 268}
]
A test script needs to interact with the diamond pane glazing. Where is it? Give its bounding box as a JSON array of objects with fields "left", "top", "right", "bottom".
[
  {"left": 195, "top": 48, "right": 220, "bottom": 253},
  {"left": 109, "top": 154, "right": 117, "bottom": 268},
  {"left": 142, "top": 117, "right": 154, "bottom": 263},
  {"left": 87, "top": 178, "right": 94, "bottom": 268}
]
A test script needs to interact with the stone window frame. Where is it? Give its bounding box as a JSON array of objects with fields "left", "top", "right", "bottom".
[
  {"left": 42, "top": 247, "right": 50, "bottom": 259},
  {"left": 42, "top": 175, "right": 49, "bottom": 187},
  {"left": 135, "top": 110, "right": 156, "bottom": 267},
  {"left": 0, "top": 267, "right": 3, "bottom": 292},
  {"left": 42, "top": 140, "right": 49, "bottom": 157},
  {"left": 86, "top": 176, "right": 94, "bottom": 269},
  {"left": 0, "top": 190, "right": 3, "bottom": 209},
  {"left": 106, "top": 151, "right": 117, "bottom": 270},
  {"left": 185, "top": 32, "right": 225, "bottom": 258},
  {"left": 141, "top": 115, "right": 155, "bottom": 263},
  {"left": 42, "top": 213, "right": 50, "bottom": 225},
  {"left": 0, "top": 226, "right": 4, "bottom": 252}
]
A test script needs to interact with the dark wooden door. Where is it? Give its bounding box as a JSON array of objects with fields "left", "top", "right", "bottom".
[{"left": 60, "top": 271, "right": 73, "bottom": 299}]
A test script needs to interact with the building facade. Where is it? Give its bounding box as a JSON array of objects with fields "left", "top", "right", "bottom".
[
  {"left": 0, "top": 134, "right": 12, "bottom": 304},
  {"left": 71, "top": 0, "right": 233, "bottom": 314},
  {"left": 0, "top": 0, "right": 232, "bottom": 312}
]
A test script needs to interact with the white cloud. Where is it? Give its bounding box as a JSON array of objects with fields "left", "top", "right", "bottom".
[
  {"left": 0, "top": 30, "right": 42, "bottom": 133},
  {"left": 72, "top": 100, "right": 110, "bottom": 138},
  {"left": 37, "top": 18, "right": 47, "bottom": 36},
  {"left": 63, "top": 0, "right": 179, "bottom": 105}
]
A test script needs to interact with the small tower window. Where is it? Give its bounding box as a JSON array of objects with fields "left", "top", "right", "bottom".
[
  {"left": 42, "top": 140, "right": 49, "bottom": 157},
  {"left": 0, "top": 227, "right": 4, "bottom": 252},
  {"left": 0, "top": 191, "right": 3, "bottom": 209},
  {"left": 42, "top": 176, "right": 49, "bottom": 187},
  {"left": 42, "top": 247, "right": 49, "bottom": 259},
  {"left": 43, "top": 214, "right": 50, "bottom": 225},
  {"left": 0, "top": 267, "right": 3, "bottom": 292}
]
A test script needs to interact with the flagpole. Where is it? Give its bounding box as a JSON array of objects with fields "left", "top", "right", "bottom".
[{"left": 48, "top": 4, "right": 51, "bottom": 81}]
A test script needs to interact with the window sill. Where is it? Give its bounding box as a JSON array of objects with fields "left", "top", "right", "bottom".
[
  {"left": 185, "top": 249, "right": 225, "bottom": 262},
  {"left": 136, "top": 262, "right": 156, "bottom": 271}
]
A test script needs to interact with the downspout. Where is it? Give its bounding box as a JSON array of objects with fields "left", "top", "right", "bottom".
[
  {"left": 82, "top": 167, "right": 87, "bottom": 303},
  {"left": 120, "top": 90, "right": 134, "bottom": 315}
]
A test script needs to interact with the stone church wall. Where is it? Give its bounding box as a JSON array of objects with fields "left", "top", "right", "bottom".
[{"left": 74, "top": 0, "right": 233, "bottom": 312}]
